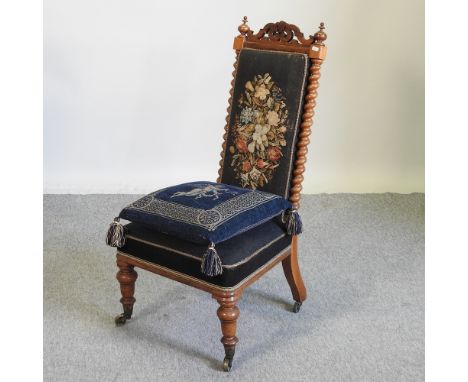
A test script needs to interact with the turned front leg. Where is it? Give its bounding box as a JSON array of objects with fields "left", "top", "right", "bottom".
[
  {"left": 213, "top": 292, "right": 240, "bottom": 371},
  {"left": 115, "top": 257, "right": 138, "bottom": 325}
]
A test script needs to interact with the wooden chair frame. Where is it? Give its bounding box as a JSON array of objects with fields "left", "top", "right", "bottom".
[{"left": 114, "top": 17, "right": 327, "bottom": 371}]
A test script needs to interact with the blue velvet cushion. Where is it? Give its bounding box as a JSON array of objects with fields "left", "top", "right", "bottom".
[{"left": 118, "top": 181, "right": 291, "bottom": 245}]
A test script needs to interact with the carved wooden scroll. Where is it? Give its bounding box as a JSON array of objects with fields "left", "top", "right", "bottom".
[{"left": 249, "top": 20, "right": 314, "bottom": 46}]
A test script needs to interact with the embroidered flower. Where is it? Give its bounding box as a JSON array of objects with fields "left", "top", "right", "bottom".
[
  {"left": 248, "top": 124, "right": 270, "bottom": 152},
  {"left": 267, "top": 146, "right": 282, "bottom": 162},
  {"left": 240, "top": 107, "right": 254, "bottom": 124},
  {"left": 235, "top": 138, "right": 248, "bottom": 153},
  {"left": 257, "top": 159, "right": 267, "bottom": 169},
  {"left": 245, "top": 81, "right": 254, "bottom": 92},
  {"left": 266, "top": 110, "right": 280, "bottom": 126},
  {"left": 242, "top": 160, "right": 252, "bottom": 173},
  {"left": 254, "top": 84, "right": 270, "bottom": 100},
  {"left": 249, "top": 168, "right": 262, "bottom": 183},
  {"left": 272, "top": 88, "right": 283, "bottom": 101}
]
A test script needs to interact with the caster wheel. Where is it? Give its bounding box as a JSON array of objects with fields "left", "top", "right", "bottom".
[
  {"left": 115, "top": 313, "right": 127, "bottom": 326},
  {"left": 293, "top": 301, "right": 302, "bottom": 313},
  {"left": 223, "top": 357, "right": 233, "bottom": 372}
]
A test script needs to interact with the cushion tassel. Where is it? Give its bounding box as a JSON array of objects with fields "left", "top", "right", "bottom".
[
  {"left": 106, "top": 217, "right": 126, "bottom": 247},
  {"left": 201, "top": 243, "right": 223, "bottom": 277},
  {"left": 283, "top": 208, "right": 303, "bottom": 235}
]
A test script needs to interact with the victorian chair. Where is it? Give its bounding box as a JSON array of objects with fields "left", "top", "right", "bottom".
[{"left": 112, "top": 17, "right": 327, "bottom": 371}]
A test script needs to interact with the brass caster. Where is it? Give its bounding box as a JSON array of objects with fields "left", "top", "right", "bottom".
[
  {"left": 115, "top": 313, "right": 128, "bottom": 326},
  {"left": 223, "top": 356, "right": 233, "bottom": 372},
  {"left": 292, "top": 301, "right": 302, "bottom": 313}
]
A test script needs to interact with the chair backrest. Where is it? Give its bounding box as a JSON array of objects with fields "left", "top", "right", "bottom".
[{"left": 217, "top": 18, "right": 327, "bottom": 209}]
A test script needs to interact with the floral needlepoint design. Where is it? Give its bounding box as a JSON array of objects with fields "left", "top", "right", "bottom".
[{"left": 229, "top": 73, "right": 289, "bottom": 189}]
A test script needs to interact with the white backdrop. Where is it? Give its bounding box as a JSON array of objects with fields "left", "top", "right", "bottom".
[{"left": 44, "top": 0, "right": 424, "bottom": 194}]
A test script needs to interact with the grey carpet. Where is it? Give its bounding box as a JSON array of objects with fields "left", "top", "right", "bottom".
[{"left": 44, "top": 193, "right": 424, "bottom": 381}]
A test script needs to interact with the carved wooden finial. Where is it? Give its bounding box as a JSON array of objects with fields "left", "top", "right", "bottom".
[
  {"left": 313, "top": 22, "right": 327, "bottom": 45},
  {"left": 238, "top": 16, "right": 250, "bottom": 36}
]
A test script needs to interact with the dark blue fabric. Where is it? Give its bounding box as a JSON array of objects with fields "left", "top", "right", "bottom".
[
  {"left": 121, "top": 219, "right": 292, "bottom": 288},
  {"left": 119, "top": 181, "right": 291, "bottom": 245}
]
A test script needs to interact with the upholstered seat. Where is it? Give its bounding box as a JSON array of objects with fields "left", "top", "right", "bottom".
[{"left": 119, "top": 218, "right": 292, "bottom": 289}]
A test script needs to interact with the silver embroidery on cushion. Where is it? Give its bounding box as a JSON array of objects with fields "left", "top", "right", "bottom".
[
  {"left": 125, "top": 191, "right": 277, "bottom": 231},
  {"left": 197, "top": 210, "right": 223, "bottom": 225},
  {"left": 170, "top": 184, "right": 238, "bottom": 200},
  {"left": 131, "top": 195, "right": 153, "bottom": 209}
]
